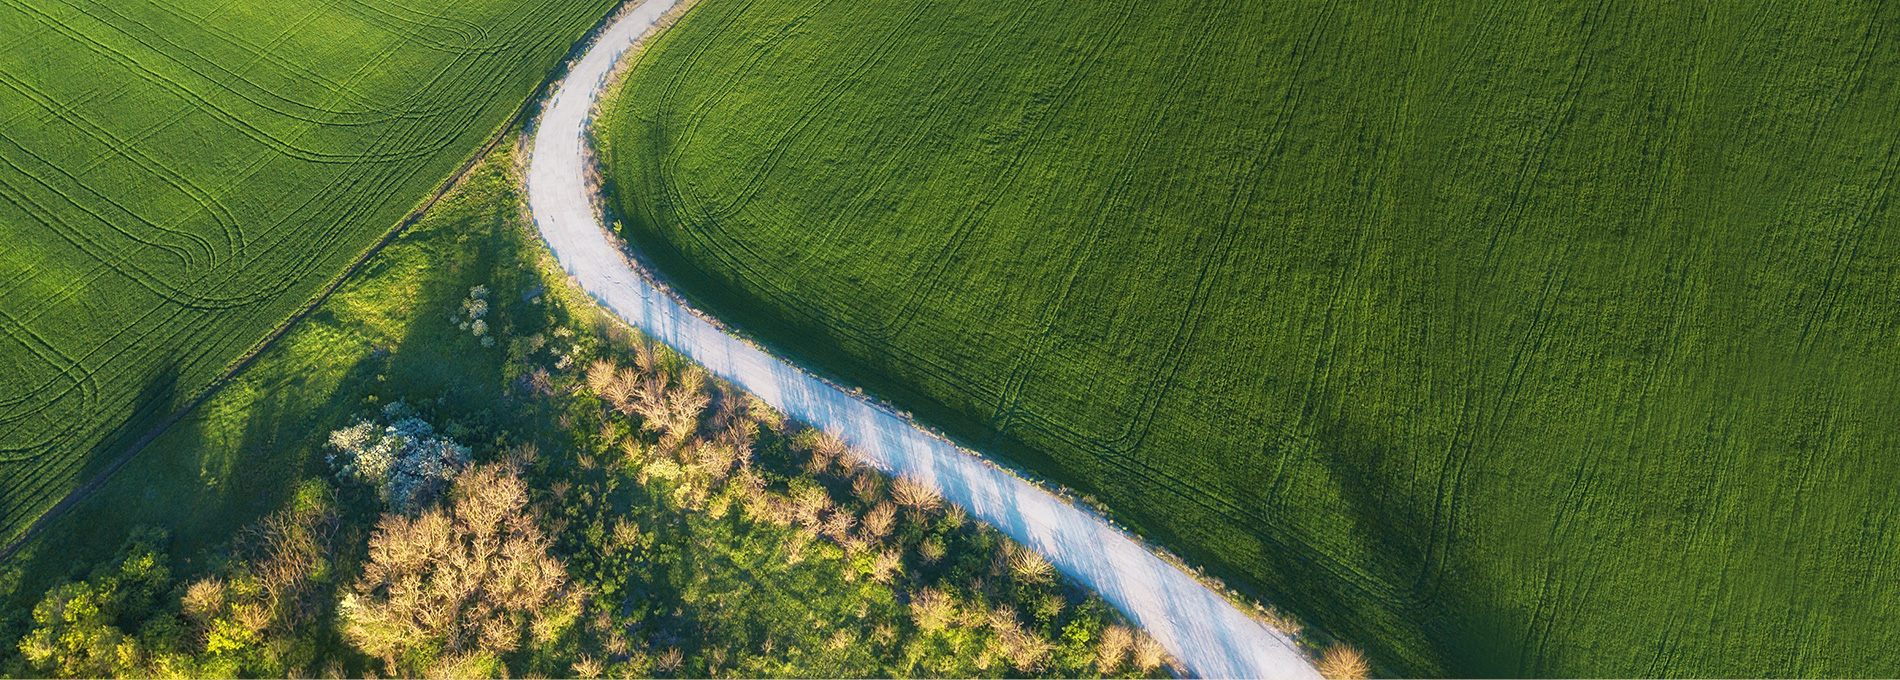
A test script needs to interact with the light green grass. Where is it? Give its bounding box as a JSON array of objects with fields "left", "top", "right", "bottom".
[
  {"left": 604, "top": 0, "right": 1900, "bottom": 675},
  {"left": 0, "top": 0, "right": 618, "bottom": 545}
]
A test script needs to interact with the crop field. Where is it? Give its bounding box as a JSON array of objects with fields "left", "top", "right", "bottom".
[
  {"left": 605, "top": 0, "right": 1900, "bottom": 675},
  {"left": 0, "top": 0, "right": 616, "bottom": 545}
]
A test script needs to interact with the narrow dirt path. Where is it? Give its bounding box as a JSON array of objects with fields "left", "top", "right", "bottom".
[{"left": 525, "top": 3, "right": 1321, "bottom": 676}]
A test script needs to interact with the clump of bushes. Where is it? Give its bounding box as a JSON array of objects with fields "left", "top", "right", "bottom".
[
  {"left": 559, "top": 339, "right": 1176, "bottom": 678},
  {"left": 10, "top": 482, "right": 344, "bottom": 679},
  {"left": 14, "top": 528, "right": 176, "bottom": 678},
  {"left": 341, "top": 461, "right": 571, "bottom": 677},
  {"left": 327, "top": 402, "right": 471, "bottom": 513},
  {"left": 454, "top": 285, "right": 496, "bottom": 346}
]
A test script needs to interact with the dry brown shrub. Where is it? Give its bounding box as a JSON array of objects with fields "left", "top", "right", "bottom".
[
  {"left": 1132, "top": 631, "right": 1168, "bottom": 673},
  {"left": 505, "top": 442, "right": 540, "bottom": 470},
  {"left": 600, "top": 369, "right": 637, "bottom": 408},
  {"left": 873, "top": 622, "right": 897, "bottom": 644},
  {"left": 655, "top": 647, "right": 684, "bottom": 674},
  {"left": 827, "top": 629, "right": 855, "bottom": 651},
  {"left": 762, "top": 495, "right": 796, "bottom": 528},
  {"left": 341, "top": 463, "right": 566, "bottom": 676},
  {"left": 716, "top": 421, "right": 756, "bottom": 461},
  {"left": 1317, "top": 643, "right": 1372, "bottom": 680},
  {"left": 813, "top": 429, "right": 849, "bottom": 456},
  {"left": 572, "top": 655, "right": 604, "bottom": 679},
  {"left": 987, "top": 604, "right": 1020, "bottom": 631},
  {"left": 1096, "top": 624, "right": 1133, "bottom": 672},
  {"left": 861, "top": 502, "right": 897, "bottom": 540},
  {"left": 585, "top": 359, "right": 619, "bottom": 395},
  {"left": 792, "top": 486, "right": 832, "bottom": 527},
  {"left": 784, "top": 532, "right": 810, "bottom": 565},
  {"left": 1004, "top": 542, "right": 1055, "bottom": 584},
  {"left": 802, "top": 445, "right": 835, "bottom": 476},
  {"left": 610, "top": 367, "right": 706, "bottom": 445},
  {"left": 821, "top": 509, "right": 857, "bottom": 542},
  {"left": 237, "top": 487, "right": 339, "bottom": 631},
  {"left": 234, "top": 603, "right": 272, "bottom": 634},
  {"left": 182, "top": 578, "right": 228, "bottom": 623},
  {"left": 527, "top": 367, "right": 556, "bottom": 396},
  {"left": 656, "top": 382, "right": 710, "bottom": 443},
  {"left": 632, "top": 338, "right": 662, "bottom": 375},
  {"left": 890, "top": 476, "right": 941, "bottom": 512},
  {"left": 699, "top": 443, "right": 738, "bottom": 481},
  {"left": 813, "top": 430, "right": 858, "bottom": 469},
  {"left": 870, "top": 549, "right": 903, "bottom": 584},
  {"left": 909, "top": 588, "right": 957, "bottom": 633},
  {"left": 611, "top": 371, "right": 659, "bottom": 420}
]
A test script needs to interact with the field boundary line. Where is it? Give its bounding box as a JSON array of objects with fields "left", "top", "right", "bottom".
[{"left": 0, "top": 0, "right": 637, "bottom": 562}]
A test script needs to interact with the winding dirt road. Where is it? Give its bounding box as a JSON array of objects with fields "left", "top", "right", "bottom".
[{"left": 525, "top": 2, "right": 1321, "bottom": 676}]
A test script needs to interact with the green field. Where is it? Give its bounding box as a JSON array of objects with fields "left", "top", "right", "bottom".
[
  {"left": 0, "top": 0, "right": 617, "bottom": 546},
  {"left": 605, "top": 0, "right": 1900, "bottom": 675}
]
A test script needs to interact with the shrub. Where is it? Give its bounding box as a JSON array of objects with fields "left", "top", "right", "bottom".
[
  {"left": 890, "top": 476, "right": 942, "bottom": 512},
  {"left": 327, "top": 404, "right": 470, "bottom": 513},
  {"left": 1005, "top": 542, "right": 1056, "bottom": 584},
  {"left": 861, "top": 502, "right": 897, "bottom": 540},
  {"left": 1318, "top": 643, "right": 1371, "bottom": 679},
  {"left": 1096, "top": 624, "right": 1132, "bottom": 672},
  {"left": 909, "top": 589, "right": 957, "bottom": 633},
  {"left": 1131, "top": 630, "right": 1168, "bottom": 673},
  {"left": 341, "top": 462, "right": 566, "bottom": 675}
]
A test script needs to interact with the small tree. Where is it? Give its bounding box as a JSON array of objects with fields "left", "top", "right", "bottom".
[
  {"left": 341, "top": 462, "right": 566, "bottom": 676},
  {"left": 16, "top": 528, "right": 181, "bottom": 679}
]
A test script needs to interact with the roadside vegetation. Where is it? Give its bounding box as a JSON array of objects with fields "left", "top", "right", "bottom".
[
  {"left": 603, "top": 0, "right": 1900, "bottom": 675},
  {"left": 0, "top": 0, "right": 619, "bottom": 548},
  {"left": 0, "top": 144, "right": 1183, "bottom": 678}
]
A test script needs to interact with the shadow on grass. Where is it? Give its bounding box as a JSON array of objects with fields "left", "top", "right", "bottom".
[{"left": 0, "top": 150, "right": 563, "bottom": 621}]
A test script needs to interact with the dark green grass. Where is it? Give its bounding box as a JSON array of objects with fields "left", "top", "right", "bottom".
[
  {"left": 604, "top": 0, "right": 1900, "bottom": 675},
  {"left": 0, "top": 0, "right": 618, "bottom": 546}
]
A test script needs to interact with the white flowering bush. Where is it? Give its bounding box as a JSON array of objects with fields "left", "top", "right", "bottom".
[
  {"left": 327, "top": 403, "right": 470, "bottom": 513},
  {"left": 451, "top": 285, "right": 494, "bottom": 342}
]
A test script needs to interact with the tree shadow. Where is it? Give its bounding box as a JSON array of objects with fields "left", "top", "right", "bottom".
[{"left": 0, "top": 149, "right": 559, "bottom": 619}]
